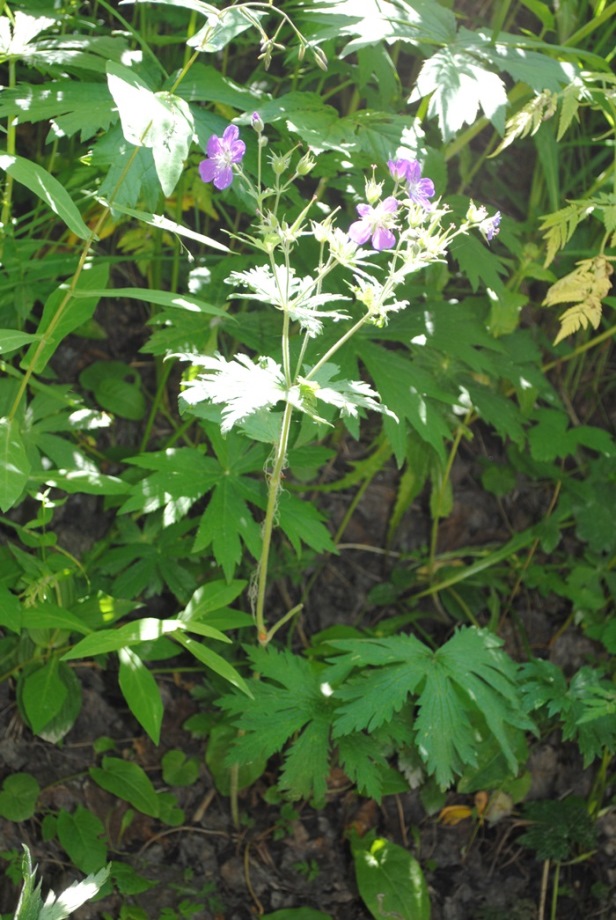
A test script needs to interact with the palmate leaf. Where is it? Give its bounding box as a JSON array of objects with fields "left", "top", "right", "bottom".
[
  {"left": 220, "top": 646, "right": 334, "bottom": 802},
  {"left": 411, "top": 46, "right": 508, "bottom": 139},
  {"left": 0, "top": 82, "right": 115, "bottom": 140},
  {"left": 328, "top": 627, "right": 534, "bottom": 788},
  {"left": 299, "top": 0, "right": 457, "bottom": 51}
]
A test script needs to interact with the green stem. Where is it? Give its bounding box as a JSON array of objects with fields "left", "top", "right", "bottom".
[
  {"left": 254, "top": 400, "right": 294, "bottom": 643},
  {"left": 305, "top": 314, "right": 368, "bottom": 381},
  {"left": 427, "top": 412, "right": 470, "bottom": 581},
  {"left": 0, "top": 57, "right": 17, "bottom": 258}
]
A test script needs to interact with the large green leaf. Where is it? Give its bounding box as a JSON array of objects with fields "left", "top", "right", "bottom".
[
  {"left": 0, "top": 82, "right": 115, "bottom": 139},
  {"left": 300, "top": 0, "right": 456, "bottom": 52},
  {"left": 329, "top": 628, "right": 534, "bottom": 788},
  {"left": 21, "top": 658, "right": 69, "bottom": 735},
  {"left": 0, "top": 153, "right": 90, "bottom": 239},
  {"left": 118, "top": 647, "right": 164, "bottom": 744},
  {"left": 105, "top": 201, "right": 231, "bottom": 253},
  {"left": 411, "top": 46, "right": 507, "bottom": 139},
  {"left": 0, "top": 417, "right": 31, "bottom": 511},
  {"left": 106, "top": 62, "right": 194, "bottom": 196}
]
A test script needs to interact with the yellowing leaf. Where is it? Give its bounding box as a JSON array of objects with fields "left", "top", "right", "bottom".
[
  {"left": 490, "top": 89, "right": 557, "bottom": 157},
  {"left": 543, "top": 256, "right": 613, "bottom": 345},
  {"left": 438, "top": 804, "right": 473, "bottom": 825}
]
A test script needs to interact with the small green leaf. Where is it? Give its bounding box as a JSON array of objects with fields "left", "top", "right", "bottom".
[
  {"left": 0, "top": 773, "right": 40, "bottom": 822},
  {"left": 0, "top": 417, "right": 31, "bottom": 512},
  {"left": 0, "top": 153, "right": 90, "bottom": 240},
  {"left": 262, "top": 911, "right": 333, "bottom": 920},
  {"left": 90, "top": 757, "right": 159, "bottom": 817},
  {"left": 0, "top": 330, "right": 38, "bottom": 353},
  {"left": 118, "top": 647, "right": 164, "bottom": 744},
  {"left": 351, "top": 831, "right": 431, "bottom": 920},
  {"left": 180, "top": 579, "right": 248, "bottom": 622},
  {"left": 161, "top": 749, "right": 200, "bottom": 787},
  {"left": 57, "top": 807, "right": 107, "bottom": 874},
  {"left": 157, "top": 791, "right": 185, "bottom": 827},
  {"left": 173, "top": 632, "right": 252, "bottom": 697},
  {"left": 79, "top": 360, "right": 145, "bottom": 421},
  {"left": 0, "top": 584, "right": 23, "bottom": 632}
]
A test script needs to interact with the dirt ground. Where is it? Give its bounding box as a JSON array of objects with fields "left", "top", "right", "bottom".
[{"left": 0, "top": 299, "right": 614, "bottom": 920}]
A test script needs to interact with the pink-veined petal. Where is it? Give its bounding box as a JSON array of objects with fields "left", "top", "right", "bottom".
[
  {"left": 372, "top": 227, "right": 396, "bottom": 250},
  {"left": 418, "top": 178, "right": 435, "bottom": 198},
  {"left": 214, "top": 166, "right": 234, "bottom": 189},
  {"left": 356, "top": 203, "right": 373, "bottom": 219},
  {"left": 222, "top": 124, "right": 240, "bottom": 144},
  {"left": 380, "top": 196, "right": 399, "bottom": 214},
  {"left": 348, "top": 219, "right": 372, "bottom": 245},
  {"left": 199, "top": 159, "right": 218, "bottom": 183},
  {"left": 229, "top": 140, "right": 246, "bottom": 163},
  {"left": 405, "top": 160, "right": 421, "bottom": 184},
  {"left": 206, "top": 135, "right": 223, "bottom": 158}
]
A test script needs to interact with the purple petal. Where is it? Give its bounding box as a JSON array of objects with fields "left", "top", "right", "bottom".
[
  {"left": 418, "top": 178, "right": 435, "bottom": 198},
  {"left": 213, "top": 166, "right": 233, "bottom": 190},
  {"left": 348, "top": 219, "right": 372, "bottom": 245},
  {"left": 372, "top": 227, "right": 396, "bottom": 250},
  {"left": 388, "top": 159, "right": 409, "bottom": 181},
  {"left": 381, "top": 196, "right": 399, "bottom": 214},
  {"left": 222, "top": 124, "right": 240, "bottom": 144},
  {"left": 229, "top": 140, "right": 246, "bottom": 163},
  {"left": 206, "top": 135, "right": 222, "bottom": 158},
  {"left": 356, "top": 203, "right": 373, "bottom": 218},
  {"left": 199, "top": 159, "right": 218, "bottom": 183},
  {"left": 405, "top": 160, "right": 421, "bottom": 184}
]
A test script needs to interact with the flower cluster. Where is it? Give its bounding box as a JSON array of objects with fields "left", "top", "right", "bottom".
[
  {"left": 347, "top": 158, "right": 436, "bottom": 252},
  {"left": 197, "top": 122, "right": 501, "bottom": 268}
]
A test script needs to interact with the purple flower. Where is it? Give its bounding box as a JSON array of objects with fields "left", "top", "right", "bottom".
[
  {"left": 484, "top": 211, "right": 501, "bottom": 242},
  {"left": 405, "top": 160, "right": 435, "bottom": 208},
  {"left": 388, "top": 158, "right": 413, "bottom": 182},
  {"left": 199, "top": 125, "right": 246, "bottom": 190},
  {"left": 388, "top": 158, "right": 435, "bottom": 208},
  {"left": 348, "top": 196, "right": 399, "bottom": 251}
]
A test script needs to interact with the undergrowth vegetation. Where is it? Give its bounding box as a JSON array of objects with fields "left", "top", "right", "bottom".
[{"left": 0, "top": 1, "right": 614, "bottom": 918}]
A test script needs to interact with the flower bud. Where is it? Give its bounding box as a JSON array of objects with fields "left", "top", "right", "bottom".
[
  {"left": 270, "top": 151, "right": 291, "bottom": 176},
  {"left": 312, "top": 46, "right": 328, "bottom": 71},
  {"left": 466, "top": 200, "right": 488, "bottom": 223},
  {"left": 296, "top": 151, "right": 316, "bottom": 176},
  {"left": 251, "top": 112, "right": 264, "bottom": 134},
  {"left": 364, "top": 174, "right": 383, "bottom": 205}
]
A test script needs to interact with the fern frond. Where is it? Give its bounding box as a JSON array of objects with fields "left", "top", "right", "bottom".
[
  {"left": 540, "top": 202, "right": 588, "bottom": 267},
  {"left": 557, "top": 79, "right": 583, "bottom": 141},
  {"left": 490, "top": 90, "right": 557, "bottom": 157},
  {"left": 543, "top": 256, "right": 614, "bottom": 345}
]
